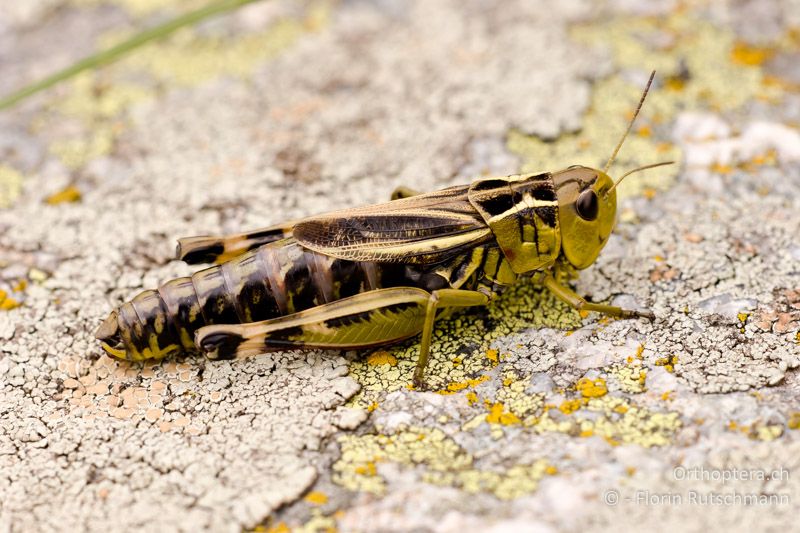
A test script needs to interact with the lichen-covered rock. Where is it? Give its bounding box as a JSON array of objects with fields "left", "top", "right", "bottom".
[{"left": 1, "top": 0, "right": 799, "bottom": 531}]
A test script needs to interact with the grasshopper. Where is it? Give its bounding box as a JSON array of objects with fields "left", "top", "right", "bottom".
[{"left": 96, "top": 71, "right": 671, "bottom": 387}]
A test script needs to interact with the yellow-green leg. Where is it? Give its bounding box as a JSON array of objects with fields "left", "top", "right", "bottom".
[
  {"left": 195, "top": 286, "right": 489, "bottom": 388},
  {"left": 391, "top": 186, "right": 423, "bottom": 200},
  {"left": 414, "top": 289, "right": 489, "bottom": 388},
  {"left": 542, "top": 274, "right": 655, "bottom": 320}
]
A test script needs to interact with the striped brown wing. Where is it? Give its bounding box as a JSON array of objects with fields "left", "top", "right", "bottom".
[{"left": 293, "top": 185, "right": 493, "bottom": 263}]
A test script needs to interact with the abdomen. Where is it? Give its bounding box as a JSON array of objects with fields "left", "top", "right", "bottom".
[{"left": 97, "top": 239, "right": 428, "bottom": 361}]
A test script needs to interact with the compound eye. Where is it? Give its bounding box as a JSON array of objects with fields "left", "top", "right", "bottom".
[{"left": 576, "top": 189, "right": 599, "bottom": 221}]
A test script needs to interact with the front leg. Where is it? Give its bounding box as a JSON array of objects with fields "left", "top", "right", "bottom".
[{"left": 542, "top": 273, "right": 655, "bottom": 320}]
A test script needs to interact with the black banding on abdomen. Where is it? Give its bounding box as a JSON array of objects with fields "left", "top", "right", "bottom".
[
  {"left": 159, "top": 276, "right": 203, "bottom": 350},
  {"left": 192, "top": 266, "right": 239, "bottom": 326},
  {"left": 118, "top": 301, "right": 145, "bottom": 357},
  {"left": 234, "top": 253, "right": 280, "bottom": 322},
  {"left": 283, "top": 254, "right": 319, "bottom": 313},
  {"left": 131, "top": 289, "right": 177, "bottom": 354},
  {"left": 330, "top": 258, "right": 365, "bottom": 298}
]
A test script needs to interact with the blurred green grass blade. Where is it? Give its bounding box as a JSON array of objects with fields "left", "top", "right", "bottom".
[{"left": 0, "top": 0, "right": 262, "bottom": 111}]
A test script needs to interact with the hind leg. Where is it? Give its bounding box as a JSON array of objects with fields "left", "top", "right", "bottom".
[
  {"left": 390, "top": 186, "right": 423, "bottom": 200},
  {"left": 176, "top": 220, "right": 299, "bottom": 264},
  {"left": 195, "top": 287, "right": 488, "bottom": 387}
]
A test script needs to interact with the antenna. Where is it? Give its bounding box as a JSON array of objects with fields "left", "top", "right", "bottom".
[
  {"left": 603, "top": 70, "right": 656, "bottom": 174},
  {"left": 606, "top": 161, "right": 674, "bottom": 196}
]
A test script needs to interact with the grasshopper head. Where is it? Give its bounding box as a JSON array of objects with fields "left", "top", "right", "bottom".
[
  {"left": 552, "top": 166, "right": 616, "bottom": 270},
  {"left": 550, "top": 71, "right": 672, "bottom": 270}
]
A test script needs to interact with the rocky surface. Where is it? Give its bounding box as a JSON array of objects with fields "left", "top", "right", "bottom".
[{"left": 1, "top": 0, "right": 798, "bottom": 531}]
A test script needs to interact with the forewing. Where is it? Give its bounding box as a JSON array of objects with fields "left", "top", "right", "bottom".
[{"left": 293, "top": 185, "right": 493, "bottom": 263}]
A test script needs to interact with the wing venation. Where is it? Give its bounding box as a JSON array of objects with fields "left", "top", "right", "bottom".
[{"left": 293, "top": 185, "right": 493, "bottom": 263}]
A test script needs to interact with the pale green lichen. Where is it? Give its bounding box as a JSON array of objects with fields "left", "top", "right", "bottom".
[
  {"left": 496, "top": 373, "right": 545, "bottom": 420},
  {"left": 457, "top": 374, "right": 680, "bottom": 447},
  {"left": 571, "top": 14, "right": 774, "bottom": 110},
  {"left": 52, "top": 76, "right": 151, "bottom": 120},
  {"left": 294, "top": 510, "right": 339, "bottom": 533},
  {"left": 333, "top": 426, "right": 554, "bottom": 499},
  {"left": 608, "top": 362, "right": 648, "bottom": 394},
  {"left": 70, "top": 0, "right": 206, "bottom": 18},
  {"left": 427, "top": 461, "right": 553, "bottom": 500},
  {"left": 37, "top": 2, "right": 328, "bottom": 170},
  {"left": 0, "top": 165, "right": 24, "bottom": 208},
  {"left": 46, "top": 127, "right": 116, "bottom": 170},
  {"left": 532, "top": 393, "right": 681, "bottom": 447},
  {"left": 727, "top": 420, "right": 785, "bottom": 442},
  {"left": 108, "top": 17, "right": 309, "bottom": 86},
  {"left": 509, "top": 10, "right": 792, "bottom": 199},
  {"left": 335, "top": 373, "right": 678, "bottom": 498},
  {"left": 506, "top": 74, "right": 682, "bottom": 199}
]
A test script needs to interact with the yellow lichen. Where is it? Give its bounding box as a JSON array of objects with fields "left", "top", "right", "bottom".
[
  {"left": 304, "top": 491, "right": 328, "bottom": 505},
  {"left": 354, "top": 461, "right": 377, "bottom": 477},
  {"left": 711, "top": 162, "right": 734, "bottom": 174},
  {"left": 334, "top": 427, "right": 469, "bottom": 494},
  {"left": 576, "top": 377, "right": 608, "bottom": 398},
  {"left": 654, "top": 354, "right": 679, "bottom": 373},
  {"left": 737, "top": 312, "right": 749, "bottom": 324},
  {"left": 265, "top": 522, "right": 291, "bottom": 533},
  {"left": 486, "top": 402, "right": 521, "bottom": 426},
  {"left": 788, "top": 413, "right": 800, "bottom": 430},
  {"left": 559, "top": 399, "right": 581, "bottom": 415},
  {"left": 436, "top": 375, "right": 491, "bottom": 395},
  {"left": 730, "top": 41, "right": 775, "bottom": 66},
  {"left": 0, "top": 290, "right": 21, "bottom": 311},
  {"left": 45, "top": 185, "right": 83, "bottom": 205},
  {"left": 366, "top": 351, "right": 398, "bottom": 367}
]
